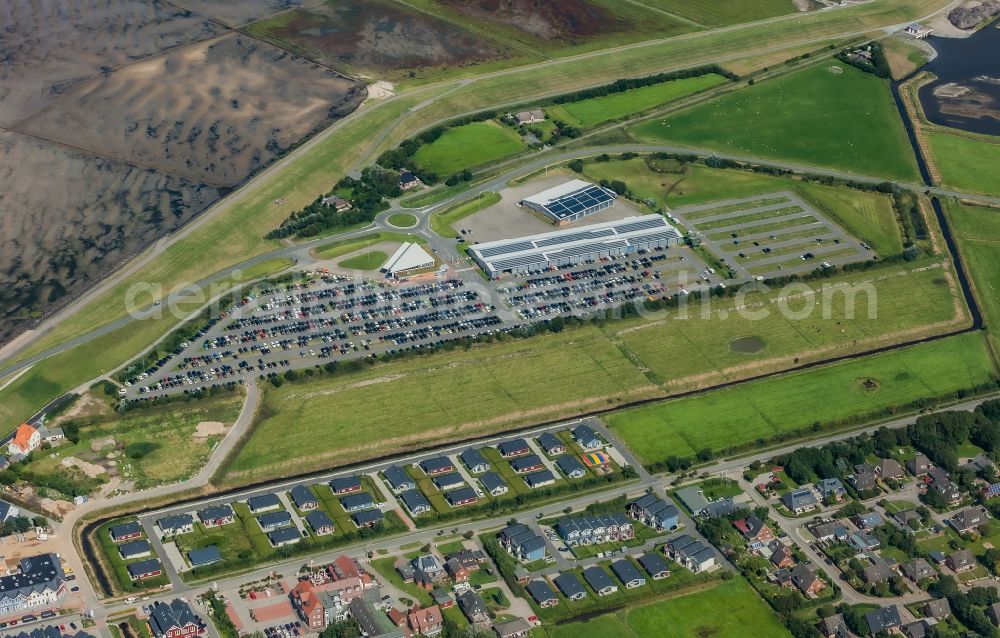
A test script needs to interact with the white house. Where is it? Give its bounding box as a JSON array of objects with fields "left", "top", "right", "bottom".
[{"left": 7, "top": 424, "right": 40, "bottom": 457}]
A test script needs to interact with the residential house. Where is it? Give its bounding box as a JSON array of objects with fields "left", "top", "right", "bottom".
[
  {"left": 340, "top": 492, "right": 374, "bottom": 513},
  {"left": 268, "top": 528, "right": 301, "bottom": 547},
  {"left": 456, "top": 590, "right": 489, "bottom": 626},
  {"left": 411, "top": 555, "right": 444, "bottom": 588},
  {"left": 901, "top": 558, "right": 935, "bottom": 583},
  {"left": 444, "top": 558, "right": 469, "bottom": 583},
  {"left": 553, "top": 573, "right": 587, "bottom": 600},
  {"left": 516, "top": 109, "right": 545, "bottom": 125},
  {"left": 781, "top": 489, "right": 819, "bottom": 514},
  {"left": 924, "top": 598, "right": 951, "bottom": 620},
  {"left": 188, "top": 546, "right": 221, "bottom": 568},
  {"left": 119, "top": 540, "right": 152, "bottom": 560},
  {"left": 865, "top": 606, "right": 902, "bottom": 636},
  {"left": 854, "top": 512, "right": 884, "bottom": 531},
  {"left": 401, "top": 490, "right": 433, "bottom": 516},
  {"left": 665, "top": 535, "right": 715, "bottom": 573},
  {"left": 583, "top": 566, "right": 618, "bottom": 596},
  {"left": 949, "top": 507, "right": 987, "bottom": 535},
  {"left": 878, "top": 458, "right": 905, "bottom": 480},
  {"left": 572, "top": 424, "right": 602, "bottom": 450},
  {"left": 556, "top": 455, "right": 587, "bottom": 479},
  {"left": 523, "top": 470, "right": 556, "bottom": 489},
  {"left": 384, "top": 465, "right": 415, "bottom": 492},
  {"left": 421, "top": 457, "right": 454, "bottom": 476},
  {"left": 907, "top": 454, "right": 931, "bottom": 476},
  {"left": 861, "top": 555, "right": 893, "bottom": 585},
  {"left": 611, "top": 559, "right": 646, "bottom": 589},
  {"left": 480, "top": 472, "right": 508, "bottom": 496},
  {"left": 157, "top": 514, "right": 194, "bottom": 536},
  {"left": 818, "top": 478, "right": 847, "bottom": 503},
  {"left": 0, "top": 553, "right": 66, "bottom": 617},
  {"left": 257, "top": 511, "right": 292, "bottom": 532},
  {"left": 984, "top": 482, "right": 1000, "bottom": 499},
  {"left": 497, "top": 439, "right": 530, "bottom": 459},
  {"left": 947, "top": 549, "right": 976, "bottom": 573},
  {"left": 305, "top": 510, "right": 335, "bottom": 536},
  {"left": 197, "top": 505, "right": 234, "bottom": 528},
  {"left": 290, "top": 485, "right": 318, "bottom": 511},
  {"left": 537, "top": 432, "right": 565, "bottom": 456},
  {"left": 431, "top": 589, "right": 453, "bottom": 609},
  {"left": 291, "top": 580, "right": 346, "bottom": 630},
  {"left": 148, "top": 599, "right": 202, "bottom": 638},
  {"left": 902, "top": 620, "right": 931, "bottom": 638},
  {"left": 525, "top": 580, "right": 558, "bottom": 607},
  {"left": 850, "top": 471, "right": 878, "bottom": 493},
  {"left": 637, "top": 553, "right": 670, "bottom": 580},
  {"left": 628, "top": 493, "right": 679, "bottom": 531},
  {"left": 399, "top": 170, "right": 421, "bottom": 191},
  {"left": 329, "top": 476, "right": 362, "bottom": 495},
  {"left": 349, "top": 599, "right": 405, "bottom": 638},
  {"left": 498, "top": 524, "right": 547, "bottom": 562},
  {"left": 408, "top": 605, "right": 444, "bottom": 636},
  {"left": 493, "top": 618, "right": 532, "bottom": 638},
  {"left": 734, "top": 515, "right": 774, "bottom": 550},
  {"left": 809, "top": 521, "right": 849, "bottom": 543},
  {"left": 7, "top": 423, "right": 40, "bottom": 457},
  {"left": 674, "top": 486, "right": 735, "bottom": 519},
  {"left": 988, "top": 601, "right": 1000, "bottom": 627},
  {"left": 893, "top": 509, "right": 921, "bottom": 529},
  {"left": 791, "top": 564, "right": 825, "bottom": 596},
  {"left": 351, "top": 510, "right": 383, "bottom": 529},
  {"left": 511, "top": 455, "right": 544, "bottom": 475},
  {"left": 445, "top": 488, "right": 478, "bottom": 507},
  {"left": 328, "top": 555, "right": 365, "bottom": 581},
  {"left": 904, "top": 23, "right": 933, "bottom": 38},
  {"left": 556, "top": 514, "right": 634, "bottom": 547},
  {"left": 459, "top": 449, "right": 490, "bottom": 474},
  {"left": 127, "top": 559, "right": 162, "bottom": 581},
  {"left": 109, "top": 521, "right": 142, "bottom": 542},
  {"left": 321, "top": 195, "right": 351, "bottom": 212},
  {"left": 931, "top": 478, "right": 962, "bottom": 506},
  {"left": 0, "top": 500, "right": 19, "bottom": 522},
  {"left": 247, "top": 493, "right": 281, "bottom": 513},
  {"left": 444, "top": 550, "right": 486, "bottom": 572},
  {"left": 432, "top": 473, "right": 466, "bottom": 491},
  {"left": 818, "top": 614, "right": 851, "bottom": 638},
  {"left": 770, "top": 545, "right": 795, "bottom": 569},
  {"left": 848, "top": 531, "right": 881, "bottom": 552}
]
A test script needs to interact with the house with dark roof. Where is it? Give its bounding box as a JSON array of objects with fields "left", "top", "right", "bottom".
[
  {"left": 127, "top": 559, "right": 162, "bottom": 581},
  {"left": 901, "top": 557, "right": 935, "bottom": 583},
  {"left": 866, "top": 606, "right": 902, "bottom": 636},
  {"left": 157, "top": 514, "right": 194, "bottom": 536},
  {"left": 459, "top": 449, "right": 489, "bottom": 474},
  {"left": 674, "top": 486, "right": 735, "bottom": 519},
  {"left": 257, "top": 511, "right": 292, "bottom": 532},
  {"left": 456, "top": 590, "right": 489, "bottom": 626},
  {"left": 494, "top": 618, "right": 532, "bottom": 638},
  {"left": 340, "top": 492, "right": 374, "bottom": 513},
  {"left": 537, "top": 432, "right": 565, "bottom": 456},
  {"left": 861, "top": 555, "right": 893, "bottom": 585},
  {"left": 149, "top": 599, "right": 201, "bottom": 638},
  {"left": 510, "top": 455, "right": 544, "bottom": 474},
  {"left": 432, "top": 473, "right": 466, "bottom": 491},
  {"left": 350, "top": 598, "right": 405, "bottom": 638},
  {"left": 770, "top": 545, "right": 795, "bottom": 569},
  {"left": 948, "top": 507, "right": 987, "bottom": 534},
  {"left": 556, "top": 455, "right": 586, "bottom": 479},
  {"left": 445, "top": 488, "right": 478, "bottom": 508},
  {"left": 109, "top": 521, "right": 142, "bottom": 542},
  {"left": 583, "top": 566, "right": 617, "bottom": 596},
  {"left": 197, "top": 505, "right": 234, "bottom": 528},
  {"left": 638, "top": 553, "right": 670, "bottom": 580},
  {"left": 119, "top": 540, "right": 152, "bottom": 560},
  {"left": 352, "top": 509, "right": 383, "bottom": 528},
  {"left": 878, "top": 458, "right": 905, "bottom": 480},
  {"left": 628, "top": 493, "right": 679, "bottom": 530},
  {"left": 497, "top": 439, "right": 530, "bottom": 458},
  {"left": 247, "top": 493, "right": 281, "bottom": 513},
  {"left": 188, "top": 546, "right": 222, "bottom": 568},
  {"left": 924, "top": 598, "right": 951, "bottom": 620},
  {"left": 556, "top": 514, "right": 634, "bottom": 547},
  {"left": 525, "top": 580, "right": 557, "bottom": 607},
  {"left": 907, "top": 454, "right": 931, "bottom": 476},
  {"left": 0, "top": 553, "right": 66, "bottom": 616},
  {"left": 400, "top": 490, "right": 432, "bottom": 516},
  {"left": 734, "top": 515, "right": 774, "bottom": 550},
  {"left": 479, "top": 472, "right": 508, "bottom": 496},
  {"left": 498, "top": 524, "right": 546, "bottom": 562},
  {"left": 791, "top": 564, "right": 825, "bottom": 596},
  {"left": 854, "top": 512, "right": 884, "bottom": 531},
  {"left": 572, "top": 424, "right": 602, "bottom": 450},
  {"left": 330, "top": 476, "right": 362, "bottom": 495},
  {"left": 290, "top": 485, "right": 318, "bottom": 511},
  {"left": 420, "top": 457, "right": 454, "bottom": 476},
  {"left": 611, "top": 559, "right": 645, "bottom": 589},
  {"left": 553, "top": 573, "right": 587, "bottom": 600},
  {"left": 383, "top": 465, "right": 415, "bottom": 492},
  {"left": 781, "top": 489, "right": 819, "bottom": 514},
  {"left": 523, "top": 470, "right": 556, "bottom": 489},
  {"left": 818, "top": 478, "right": 847, "bottom": 503},
  {"left": 268, "top": 527, "right": 301, "bottom": 547},
  {"left": 665, "top": 535, "right": 716, "bottom": 573},
  {"left": 849, "top": 471, "right": 878, "bottom": 492},
  {"left": 947, "top": 549, "right": 976, "bottom": 573},
  {"left": 818, "top": 614, "right": 851, "bottom": 638},
  {"left": 305, "top": 510, "right": 335, "bottom": 536}
]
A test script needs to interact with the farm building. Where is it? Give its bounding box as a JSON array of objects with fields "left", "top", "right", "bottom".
[
  {"left": 470, "top": 215, "right": 681, "bottom": 278},
  {"left": 519, "top": 179, "right": 617, "bottom": 224}
]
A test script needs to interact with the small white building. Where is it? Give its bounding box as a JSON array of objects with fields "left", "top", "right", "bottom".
[
  {"left": 380, "top": 243, "right": 435, "bottom": 277},
  {"left": 904, "top": 23, "right": 932, "bottom": 38}
]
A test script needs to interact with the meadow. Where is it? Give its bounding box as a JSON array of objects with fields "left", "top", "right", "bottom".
[
  {"left": 546, "top": 74, "right": 728, "bottom": 128},
  {"left": 338, "top": 252, "right": 387, "bottom": 271},
  {"left": 926, "top": 130, "right": 1000, "bottom": 197},
  {"left": 945, "top": 200, "right": 1000, "bottom": 356},
  {"left": 641, "top": 0, "right": 800, "bottom": 27},
  {"left": 581, "top": 158, "right": 904, "bottom": 254},
  {"left": 629, "top": 62, "right": 921, "bottom": 181},
  {"left": 314, "top": 232, "right": 426, "bottom": 260},
  {"left": 412, "top": 121, "right": 526, "bottom": 175},
  {"left": 429, "top": 191, "right": 501, "bottom": 237},
  {"left": 607, "top": 331, "right": 996, "bottom": 465}
]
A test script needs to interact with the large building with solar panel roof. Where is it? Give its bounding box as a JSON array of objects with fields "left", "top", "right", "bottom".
[
  {"left": 469, "top": 214, "right": 682, "bottom": 278},
  {"left": 520, "top": 179, "right": 618, "bottom": 224}
]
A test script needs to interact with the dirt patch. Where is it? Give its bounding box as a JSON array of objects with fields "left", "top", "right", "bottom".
[
  {"left": 245, "top": 0, "right": 514, "bottom": 78},
  {"left": 729, "top": 335, "right": 766, "bottom": 354},
  {"left": 438, "top": 0, "right": 622, "bottom": 41},
  {"left": 90, "top": 437, "right": 117, "bottom": 453},
  {"left": 50, "top": 393, "right": 114, "bottom": 426},
  {"left": 174, "top": 0, "right": 322, "bottom": 27},
  {"left": 60, "top": 456, "right": 107, "bottom": 479},
  {"left": 857, "top": 377, "right": 882, "bottom": 392},
  {"left": 193, "top": 421, "right": 227, "bottom": 439}
]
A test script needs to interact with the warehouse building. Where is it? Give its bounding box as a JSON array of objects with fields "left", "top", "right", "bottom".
[
  {"left": 469, "top": 214, "right": 682, "bottom": 278},
  {"left": 519, "top": 179, "right": 617, "bottom": 224}
]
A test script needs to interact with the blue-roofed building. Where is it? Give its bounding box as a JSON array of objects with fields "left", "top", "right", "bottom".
[
  {"left": 267, "top": 527, "right": 300, "bottom": 547},
  {"left": 352, "top": 509, "right": 383, "bottom": 528},
  {"left": 524, "top": 470, "right": 556, "bottom": 489},
  {"left": 329, "top": 475, "right": 362, "bottom": 495},
  {"left": 628, "top": 493, "right": 679, "bottom": 531},
  {"left": 197, "top": 505, "right": 234, "bottom": 527},
  {"left": 157, "top": 514, "right": 193, "bottom": 536},
  {"left": 497, "top": 439, "right": 530, "bottom": 458},
  {"left": 400, "top": 490, "right": 432, "bottom": 516},
  {"left": 445, "top": 488, "right": 478, "bottom": 508},
  {"left": 572, "top": 424, "right": 602, "bottom": 450},
  {"left": 537, "top": 432, "right": 565, "bottom": 456},
  {"left": 459, "top": 449, "right": 490, "bottom": 474},
  {"left": 520, "top": 179, "right": 618, "bottom": 224},
  {"left": 479, "top": 472, "right": 508, "bottom": 496},
  {"left": 340, "top": 492, "right": 374, "bottom": 513},
  {"left": 638, "top": 553, "right": 670, "bottom": 580},
  {"left": 383, "top": 465, "right": 415, "bottom": 493},
  {"left": 525, "top": 580, "right": 558, "bottom": 607},
  {"left": 109, "top": 521, "right": 142, "bottom": 542},
  {"left": 304, "top": 510, "right": 335, "bottom": 536},
  {"left": 583, "top": 566, "right": 618, "bottom": 596},
  {"left": 555, "top": 455, "right": 586, "bottom": 479},
  {"left": 256, "top": 511, "right": 292, "bottom": 532},
  {"left": 247, "top": 493, "right": 281, "bottom": 513},
  {"left": 119, "top": 540, "right": 152, "bottom": 560},
  {"left": 511, "top": 455, "right": 544, "bottom": 474},
  {"left": 420, "top": 457, "right": 454, "bottom": 476},
  {"left": 289, "top": 485, "right": 318, "bottom": 511},
  {"left": 611, "top": 559, "right": 646, "bottom": 589},
  {"left": 127, "top": 559, "right": 162, "bottom": 581},
  {"left": 553, "top": 573, "right": 586, "bottom": 600},
  {"left": 432, "top": 473, "right": 466, "bottom": 491},
  {"left": 188, "top": 546, "right": 222, "bottom": 568}
]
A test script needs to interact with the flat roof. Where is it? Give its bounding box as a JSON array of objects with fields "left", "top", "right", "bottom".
[
  {"left": 381, "top": 242, "right": 434, "bottom": 275},
  {"left": 470, "top": 214, "right": 681, "bottom": 275},
  {"left": 522, "top": 179, "right": 617, "bottom": 220}
]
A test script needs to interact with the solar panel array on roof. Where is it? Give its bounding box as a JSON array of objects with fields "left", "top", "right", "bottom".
[
  {"left": 538, "top": 184, "right": 616, "bottom": 221},
  {"left": 479, "top": 241, "right": 535, "bottom": 259}
]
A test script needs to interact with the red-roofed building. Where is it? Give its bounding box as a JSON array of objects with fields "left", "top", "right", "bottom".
[
  {"left": 8, "top": 423, "right": 40, "bottom": 456},
  {"left": 408, "top": 605, "right": 444, "bottom": 636},
  {"left": 327, "top": 555, "right": 362, "bottom": 581},
  {"left": 387, "top": 608, "right": 407, "bottom": 628}
]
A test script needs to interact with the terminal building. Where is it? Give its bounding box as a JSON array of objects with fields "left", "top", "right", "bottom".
[
  {"left": 469, "top": 214, "right": 682, "bottom": 278},
  {"left": 519, "top": 179, "right": 618, "bottom": 224}
]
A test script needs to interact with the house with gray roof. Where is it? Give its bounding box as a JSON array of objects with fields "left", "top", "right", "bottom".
[
  {"left": 127, "top": 559, "right": 162, "bottom": 581},
  {"left": 537, "top": 432, "right": 565, "bottom": 456},
  {"left": 556, "top": 455, "right": 586, "bottom": 479},
  {"left": 0, "top": 553, "right": 66, "bottom": 616},
  {"left": 257, "top": 511, "right": 292, "bottom": 532},
  {"left": 109, "top": 521, "right": 142, "bottom": 542},
  {"left": 572, "top": 424, "right": 602, "bottom": 450},
  {"left": 383, "top": 465, "right": 415, "bottom": 492},
  {"left": 149, "top": 599, "right": 201, "bottom": 638},
  {"left": 329, "top": 475, "right": 362, "bottom": 495},
  {"left": 818, "top": 478, "right": 847, "bottom": 502},
  {"left": 305, "top": 510, "right": 335, "bottom": 536},
  {"left": 156, "top": 514, "right": 194, "bottom": 536},
  {"left": 352, "top": 509, "right": 383, "bottom": 528},
  {"left": 611, "top": 559, "right": 645, "bottom": 589},
  {"left": 583, "top": 566, "right": 617, "bottom": 596},
  {"left": 553, "top": 573, "right": 586, "bottom": 600},
  {"left": 497, "top": 439, "right": 530, "bottom": 458},
  {"left": 340, "top": 492, "right": 374, "bottom": 513},
  {"left": 479, "top": 472, "right": 508, "bottom": 496},
  {"left": 119, "top": 540, "right": 152, "bottom": 560},
  {"left": 866, "top": 606, "right": 902, "bottom": 635},
  {"left": 781, "top": 488, "right": 818, "bottom": 514},
  {"left": 420, "top": 456, "right": 454, "bottom": 475},
  {"left": 400, "top": 490, "right": 432, "bottom": 516},
  {"left": 432, "top": 473, "right": 466, "bottom": 491},
  {"left": 188, "top": 546, "right": 222, "bottom": 568},
  {"left": 523, "top": 470, "right": 556, "bottom": 489},
  {"left": 638, "top": 553, "right": 670, "bottom": 579},
  {"left": 267, "top": 527, "right": 300, "bottom": 547},
  {"left": 197, "top": 505, "right": 234, "bottom": 527},
  {"left": 289, "top": 485, "right": 318, "bottom": 511},
  {"left": 629, "top": 493, "right": 679, "bottom": 530},
  {"left": 247, "top": 493, "right": 281, "bottom": 513},
  {"left": 525, "top": 580, "right": 557, "bottom": 607},
  {"left": 459, "top": 449, "right": 489, "bottom": 474}
]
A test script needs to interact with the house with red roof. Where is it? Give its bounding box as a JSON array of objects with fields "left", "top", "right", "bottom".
[{"left": 8, "top": 423, "right": 40, "bottom": 457}]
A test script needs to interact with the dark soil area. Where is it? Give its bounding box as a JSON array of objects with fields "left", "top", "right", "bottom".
[{"left": 439, "top": 0, "right": 624, "bottom": 41}]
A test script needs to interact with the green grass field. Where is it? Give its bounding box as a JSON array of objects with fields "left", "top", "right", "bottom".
[
  {"left": 642, "top": 0, "right": 800, "bottom": 27},
  {"left": 314, "top": 232, "right": 425, "bottom": 260},
  {"left": 429, "top": 192, "right": 501, "bottom": 238},
  {"left": 630, "top": 63, "right": 921, "bottom": 181},
  {"left": 608, "top": 332, "right": 996, "bottom": 464},
  {"left": 413, "top": 121, "right": 526, "bottom": 175},
  {"left": 581, "top": 159, "right": 904, "bottom": 254},
  {"left": 338, "top": 251, "right": 388, "bottom": 271},
  {"left": 882, "top": 36, "right": 930, "bottom": 80},
  {"left": 927, "top": 131, "right": 1000, "bottom": 197},
  {"left": 547, "top": 74, "right": 728, "bottom": 128},
  {"left": 387, "top": 213, "right": 418, "bottom": 228},
  {"left": 96, "top": 519, "right": 169, "bottom": 594},
  {"left": 945, "top": 200, "right": 1000, "bottom": 356}
]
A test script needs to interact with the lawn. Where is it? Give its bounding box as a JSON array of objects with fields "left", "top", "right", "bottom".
[
  {"left": 338, "top": 251, "right": 388, "bottom": 271},
  {"left": 641, "top": 0, "right": 800, "bottom": 27},
  {"left": 608, "top": 332, "right": 997, "bottom": 465},
  {"left": 946, "top": 200, "right": 1000, "bottom": 356},
  {"left": 546, "top": 74, "right": 728, "bottom": 128},
  {"left": 630, "top": 62, "right": 921, "bottom": 181},
  {"left": 95, "top": 519, "right": 169, "bottom": 594},
  {"left": 315, "top": 231, "right": 425, "bottom": 260},
  {"left": 387, "top": 213, "right": 418, "bottom": 228},
  {"left": 412, "top": 121, "right": 525, "bottom": 175},
  {"left": 429, "top": 191, "right": 501, "bottom": 238},
  {"left": 881, "top": 36, "right": 930, "bottom": 80},
  {"left": 223, "top": 326, "right": 658, "bottom": 482},
  {"left": 926, "top": 130, "right": 1000, "bottom": 197}
]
